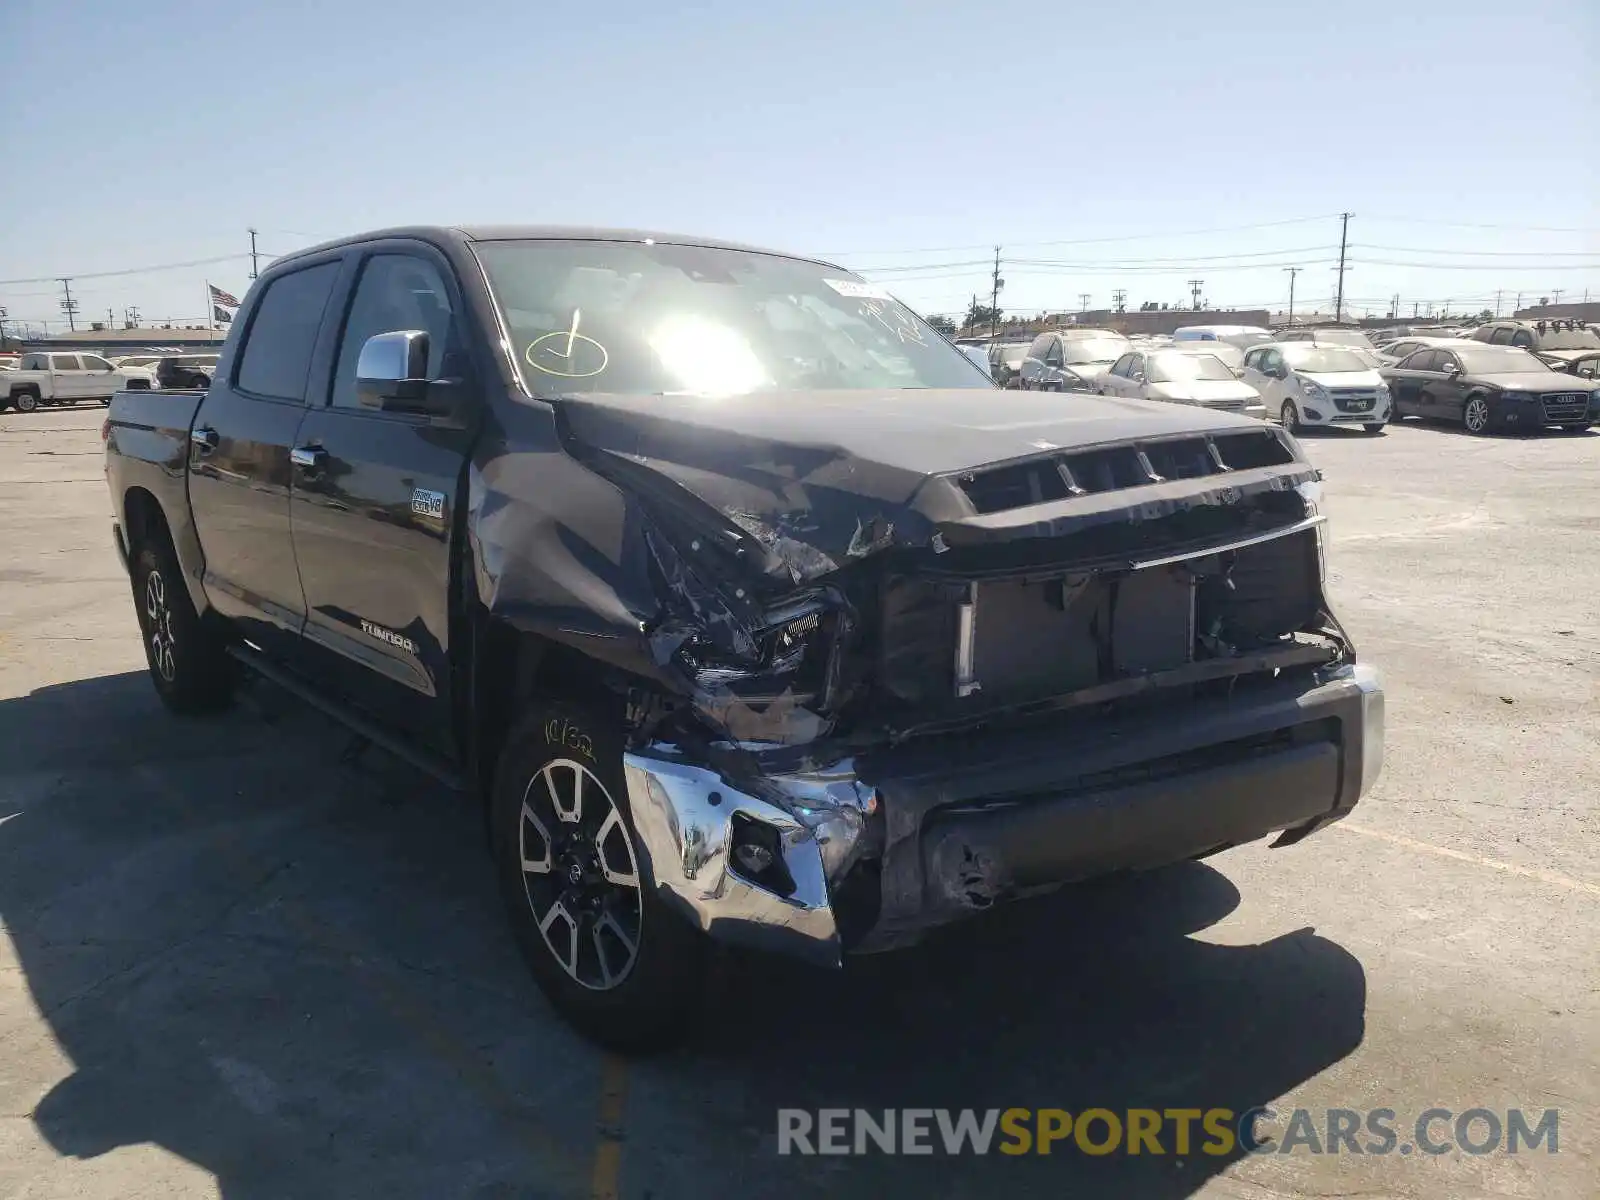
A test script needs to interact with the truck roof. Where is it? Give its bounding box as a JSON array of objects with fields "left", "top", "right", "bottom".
[{"left": 273, "top": 225, "right": 841, "bottom": 271}]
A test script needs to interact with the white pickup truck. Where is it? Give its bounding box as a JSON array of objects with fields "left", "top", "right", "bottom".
[{"left": 2, "top": 351, "right": 156, "bottom": 412}]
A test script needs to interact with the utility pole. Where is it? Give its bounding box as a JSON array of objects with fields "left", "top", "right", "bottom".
[
  {"left": 1111, "top": 288, "right": 1127, "bottom": 314},
  {"left": 125, "top": 305, "right": 141, "bottom": 328},
  {"left": 1186, "top": 279, "right": 1204, "bottom": 310},
  {"left": 1390, "top": 292, "right": 1399, "bottom": 319},
  {"left": 1078, "top": 292, "right": 1091, "bottom": 314},
  {"left": 1412, "top": 301, "right": 1419, "bottom": 318},
  {"left": 989, "top": 246, "right": 1003, "bottom": 339},
  {"left": 58, "top": 278, "right": 79, "bottom": 332},
  {"left": 1283, "top": 267, "right": 1301, "bottom": 324},
  {"left": 106, "top": 307, "right": 115, "bottom": 328},
  {"left": 1514, "top": 291, "right": 1523, "bottom": 313},
  {"left": 1551, "top": 289, "right": 1564, "bottom": 306},
  {"left": 1333, "top": 211, "right": 1352, "bottom": 322},
  {"left": 1494, "top": 289, "right": 1503, "bottom": 318},
  {"left": 248, "top": 227, "right": 261, "bottom": 280}
]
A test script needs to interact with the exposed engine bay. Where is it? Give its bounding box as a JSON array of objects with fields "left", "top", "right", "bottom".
[{"left": 583, "top": 408, "right": 1348, "bottom": 755}]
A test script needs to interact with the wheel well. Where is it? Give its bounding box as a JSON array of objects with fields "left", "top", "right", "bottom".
[
  {"left": 469, "top": 614, "right": 635, "bottom": 800},
  {"left": 11, "top": 382, "right": 40, "bottom": 396},
  {"left": 122, "top": 487, "right": 169, "bottom": 555}
]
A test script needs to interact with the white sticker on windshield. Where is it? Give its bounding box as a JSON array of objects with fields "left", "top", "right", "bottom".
[{"left": 823, "top": 278, "right": 893, "bottom": 300}]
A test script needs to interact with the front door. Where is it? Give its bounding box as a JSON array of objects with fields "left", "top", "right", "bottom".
[
  {"left": 289, "top": 247, "right": 478, "bottom": 749},
  {"left": 186, "top": 258, "right": 343, "bottom": 655},
  {"left": 78, "top": 354, "right": 119, "bottom": 399},
  {"left": 1432, "top": 350, "right": 1468, "bottom": 421}
]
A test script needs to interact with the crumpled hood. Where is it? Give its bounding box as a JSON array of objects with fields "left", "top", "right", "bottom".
[{"left": 550, "top": 388, "right": 1271, "bottom": 581}]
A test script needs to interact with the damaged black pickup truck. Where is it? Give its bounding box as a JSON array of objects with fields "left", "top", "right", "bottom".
[{"left": 105, "top": 226, "right": 1384, "bottom": 1051}]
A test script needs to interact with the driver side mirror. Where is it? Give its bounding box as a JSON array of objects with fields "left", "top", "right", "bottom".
[
  {"left": 1445, "top": 362, "right": 1462, "bottom": 376},
  {"left": 356, "top": 330, "right": 453, "bottom": 414}
]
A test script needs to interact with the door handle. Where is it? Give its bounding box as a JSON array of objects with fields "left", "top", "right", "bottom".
[
  {"left": 190, "top": 426, "right": 218, "bottom": 453},
  {"left": 289, "top": 445, "right": 326, "bottom": 470}
]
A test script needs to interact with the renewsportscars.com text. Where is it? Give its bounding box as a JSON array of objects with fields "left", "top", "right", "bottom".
[{"left": 776, "top": 1107, "right": 1559, "bottom": 1157}]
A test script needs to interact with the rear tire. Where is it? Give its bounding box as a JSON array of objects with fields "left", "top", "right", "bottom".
[
  {"left": 131, "top": 527, "right": 235, "bottom": 714},
  {"left": 1363, "top": 423, "right": 1385, "bottom": 434},
  {"left": 491, "top": 701, "right": 705, "bottom": 1054}
]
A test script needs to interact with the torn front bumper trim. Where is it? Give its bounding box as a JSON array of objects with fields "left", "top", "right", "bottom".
[
  {"left": 624, "top": 661, "right": 1385, "bottom": 965},
  {"left": 622, "top": 750, "right": 876, "bottom": 969}
]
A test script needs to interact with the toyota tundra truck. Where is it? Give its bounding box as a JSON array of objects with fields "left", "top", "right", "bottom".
[{"left": 104, "top": 225, "right": 1384, "bottom": 1051}]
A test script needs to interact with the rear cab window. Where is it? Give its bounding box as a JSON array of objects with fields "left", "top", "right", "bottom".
[{"left": 235, "top": 261, "right": 342, "bottom": 401}]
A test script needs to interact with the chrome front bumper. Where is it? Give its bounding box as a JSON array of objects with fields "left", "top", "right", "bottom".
[{"left": 623, "top": 662, "right": 1385, "bottom": 967}]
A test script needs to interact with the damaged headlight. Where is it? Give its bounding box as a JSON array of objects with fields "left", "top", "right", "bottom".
[{"left": 681, "top": 604, "right": 838, "bottom": 691}]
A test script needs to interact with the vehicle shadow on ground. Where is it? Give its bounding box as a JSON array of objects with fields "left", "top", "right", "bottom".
[
  {"left": 0, "top": 671, "right": 1367, "bottom": 1200},
  {"left": 648, "top": 867, "right": 1366, "bottom": 1199},
  {"left": 1387, "top": 417, "right": 1597, "bottom": 439}
]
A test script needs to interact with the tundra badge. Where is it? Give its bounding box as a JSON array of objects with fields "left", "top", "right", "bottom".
[{"left": 411, "top": 488, "right": 446, "bottom": 520}]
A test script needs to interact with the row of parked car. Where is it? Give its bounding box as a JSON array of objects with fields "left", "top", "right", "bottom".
[
  {"left": 0, "top": 351, "right": 220, "bottom": 411},
  {"left": 958, "top": 317, "right": 1600, "bottom": 436}
]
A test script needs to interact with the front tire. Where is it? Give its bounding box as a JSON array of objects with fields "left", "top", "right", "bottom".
[
  {"left": 1280, "top": 399, "right": 1301, "bottom": 433},
  {"left": 131, "top": 528, "right": 235, "bottom": 713},
  {"left": 14, "top": 390, "right": 39, "bottom": 413},
  {"left": 1463, "top": 394, "right": 1491, "bottom": 435},
  {"left": 1363, "top": 423, "right": 1385, "bottom": 434},
  {"left": 491, "top": 702, "right": 705, "bottom": 1053}
]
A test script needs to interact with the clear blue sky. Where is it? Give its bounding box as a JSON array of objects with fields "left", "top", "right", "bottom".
[{"left": 1, "top": 0, "right": 1595, "bottom": 330}]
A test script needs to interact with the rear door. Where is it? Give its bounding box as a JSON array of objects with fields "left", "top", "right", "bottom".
[
  {"left": 288, "top": 243, "right": 480, "bottom": 747},
  {"left": 187, "top": 256, "right": 345, "bottom": 657},
  {"left": 1387, "top": 349, "right": 1431, "bottom": 413},
  {"left": 48, "top": 355, "right": 84, "bottom": 399}
]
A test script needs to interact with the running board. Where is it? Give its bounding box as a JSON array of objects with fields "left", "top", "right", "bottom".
[{"left": 226, "top": 644, "right": 467, "bottom": 792}]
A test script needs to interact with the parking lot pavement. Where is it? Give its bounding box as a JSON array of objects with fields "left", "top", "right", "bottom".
[{"left": 1, "top": 405, "right": 1595, "bottom": 1199}]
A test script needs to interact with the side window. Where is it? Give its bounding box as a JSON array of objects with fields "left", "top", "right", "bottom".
[
  {"left": 1026, "top": 334, "right": 1051, "bottom": 361},
  {"left": 1488, "top": 327, "right": 1514, "bottom": 345},
  {"left": 1128, "top": 354, "right": 1146, "bottom": 378},
  {"left": 1108, "top": 354, "right": 1132, "bottom": 378},
  {"left": 235, "top": 261, "right": 341, "bottom": 401},
  {"left": 1510, "top": 329, "right": 1534, "bottom": 349},
  {"left": 329, "top": 254, "right": 459, "bottom": 409},
  {"left": 81, "top": 354, "right": 113, "bottom": 371},
  {"left": 1243, "top": 349, "right": 1262, "bottom": 370},
  {"left": 51, "top": 355, "right": 83, "bottom": 371},
  {"left": 1409, "top": 351, "right": 1440, "bottom": 372},
  {"left": 20, "top": 354, "right": 45, "bottom": 370},
  {"left": 1044, "top": 337, "right": 1063, "bottom": 366}
]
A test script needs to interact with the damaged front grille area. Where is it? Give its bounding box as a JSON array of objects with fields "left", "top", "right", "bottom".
[
  {"left": 876, "top": 526, "right": 1331, "bottom": 725},
  {"left": 958, "top": 429, "right": 1295, "bottom": 516}
]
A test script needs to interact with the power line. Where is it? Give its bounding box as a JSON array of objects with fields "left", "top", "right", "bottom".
[
  {"left": 0, "top": 253, "right": 251, "bottom": 287},
  {"left": 1355, "top": 244, "right": 1600, "bottom": 257},
  {"left": 817, "top": 214, "right": 1343, "bottom": 258},
  {"left": 1361, "top": 215, "right": 1600, "bottom": 233}
]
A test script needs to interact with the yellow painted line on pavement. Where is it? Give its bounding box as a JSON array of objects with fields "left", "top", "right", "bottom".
[
  {"left": 589, "top": 1052, "right": 629, "bottom": 1200},
  {"left": 1334, "top": 822, "right": 1600, "bottom": 896}
]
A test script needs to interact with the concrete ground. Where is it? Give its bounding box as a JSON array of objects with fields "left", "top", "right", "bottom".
[{"left": 0, "top": 403, "right": 1595, "bottom": 1199}]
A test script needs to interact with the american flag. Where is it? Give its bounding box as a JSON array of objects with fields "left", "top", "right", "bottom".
[{"left": 209, "top": 284, "right": 240, "bottom": 307}]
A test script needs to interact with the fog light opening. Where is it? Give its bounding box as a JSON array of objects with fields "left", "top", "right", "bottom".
[{"left": 729, "top": 812, "right": 797, "bottom": 897}]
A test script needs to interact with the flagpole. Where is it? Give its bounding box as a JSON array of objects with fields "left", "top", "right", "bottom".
[{"left": 205, "top": 281, "right": 213, "bottom": 330}]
